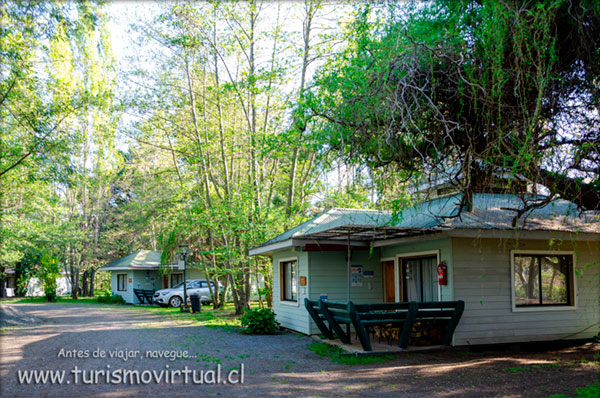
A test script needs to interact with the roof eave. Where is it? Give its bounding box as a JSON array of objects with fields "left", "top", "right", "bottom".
[
  {"left": 97, "top": 264, "right": 179, "bottom": 272},
  {"left": 249, "top": 239, "right": 295, "bottom": 256}
]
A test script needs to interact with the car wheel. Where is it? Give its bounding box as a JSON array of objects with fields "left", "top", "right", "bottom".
[{"left": 169, "top": 296, "right": 182, "bottom": 307}]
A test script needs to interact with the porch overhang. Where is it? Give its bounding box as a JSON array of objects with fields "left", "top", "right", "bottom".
[{"left": 248, "top": 226, "right": 444, "bottom": 256}]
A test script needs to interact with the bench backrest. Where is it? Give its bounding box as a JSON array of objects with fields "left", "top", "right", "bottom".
[
  {"left": 319, "top": 300, "right": 351, "bottom": 322},
  {"left": 415, "top": 301, "right": 462, "bottom": 319},
  {"left": 353, "top": 302, "right": 412, "bottom": 312},
  {"left": 305, "top": 299, "right": 320, "bottom": 310}
]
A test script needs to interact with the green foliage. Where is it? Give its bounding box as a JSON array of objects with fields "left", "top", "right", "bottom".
[
  {"left": 307, "top": 0, "right": 600, "bottom": 210},
  {"left": 96, "top": 291, "right": 126, "bottom": 305},
  {"left": 550, "top": 381, "right": 600, "bottom": 398},
  {"left": 240, "top": 308, "right": 280, "bottom": 335},
  {"left": 39, "top": 252, "right": 59, "bottom": 302}
]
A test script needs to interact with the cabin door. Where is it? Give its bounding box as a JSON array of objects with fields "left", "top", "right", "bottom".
[
  {"left": 383, "top": 260, "right": 396, "bottom": 302},
  {"left": 402, "top": 256, "right": 439, "bottom": 302},
  {"left": 162, "top": 275, "right": 169, "bottom": 289}
]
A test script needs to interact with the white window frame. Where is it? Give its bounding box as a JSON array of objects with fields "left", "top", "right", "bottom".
[
  {"left": 117, "top": 274, "right": 127, "bottom": 292},
  {"left": 510, "top": 250, "right": 577, "bottom": 313},
  {"left": 396, "top": 250, "right": 441, "bottom": 302},
  {"left": 279, "top": 257, "right": 299, "bottom": 307},
  {"left": 170, "top": 272, "right": 183, "bottom": 288}
]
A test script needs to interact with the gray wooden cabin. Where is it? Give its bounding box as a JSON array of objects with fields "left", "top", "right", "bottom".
[{"left": 250, "top": 193, "right": 600, "bottom": 346}]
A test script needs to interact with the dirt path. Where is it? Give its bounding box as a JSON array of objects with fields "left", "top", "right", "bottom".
[{"left": 1, "top": 303, "right": 598, "bottom": 397}]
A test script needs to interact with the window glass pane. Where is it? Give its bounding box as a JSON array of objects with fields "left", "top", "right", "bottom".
[
  {"left": 514, "top": 256, "right": 540, "bottom": 306},
  {"left": 290, "top": 262, "right": 297, "bottom": 301},
  {"left": 421, "top": 257, "right": 439, "bottom": 302},
  {"left": 405, "top": 259, "right": 421, "bottom": 301},
  {"left": 541, "top": 256, "right": 568, "bottom": 305},
  {"left": 117, "top": 275, "right": 127, "bottom": 291},
  {"left": 282, "top": 260, "right": 297, "bottom": 301}
]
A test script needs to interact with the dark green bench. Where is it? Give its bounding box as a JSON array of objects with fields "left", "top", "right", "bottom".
[
  {"left": 304, "top": 299, "right": 352, "bottom": 343},
  {"left": 414, "top": 301, "right": 465, "bottom": 345},
  {"left": 305, "top": 298, "right": 465, "bottom": 352},
  {"left": 133, "top": 288, "right": 156, "bottom": 304},
  {"left": 351, "top": 301, "right": 418, "bottom": 351}
]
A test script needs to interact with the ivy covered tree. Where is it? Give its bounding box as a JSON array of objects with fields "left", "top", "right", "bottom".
[{"left": 306, "top": 0, "right": 600, "bottom": 214}]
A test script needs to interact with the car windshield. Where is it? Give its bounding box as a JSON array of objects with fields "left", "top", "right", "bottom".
[{"left": 170, "top": 282, "right": 194, "bottom": 289}]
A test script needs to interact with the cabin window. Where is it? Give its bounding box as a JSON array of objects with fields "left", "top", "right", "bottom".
[
  {"left": 513, "top": 253, "right": 573, "bottom": 307},
  {"left": 170, "top": 273, "right": 183, "bottom": 287},
  {"left": 117, "top": 274, "right": 127, "bottom": 292},
  {"left": 402, "top": 255, "right": 439, "bottom": 302},
  {"left": 280, "top": 259, "right": 298, "bottom": 302}
]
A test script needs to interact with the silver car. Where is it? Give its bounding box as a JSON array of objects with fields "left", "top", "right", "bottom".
[{"left": 153, "top": 280, "right": 221, "bottom": 307}]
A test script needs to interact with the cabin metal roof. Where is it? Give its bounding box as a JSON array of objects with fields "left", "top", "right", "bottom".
[
  {"left": 98, "top": 250, "right": 176, "bottom": 271},
  {"left": 250, "top": 193, "right": 600, "bottom": 255}
]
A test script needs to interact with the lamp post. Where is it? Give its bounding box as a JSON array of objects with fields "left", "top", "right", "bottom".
[{"left": 180, "top": 245, "right": 188, "bottom": 312}]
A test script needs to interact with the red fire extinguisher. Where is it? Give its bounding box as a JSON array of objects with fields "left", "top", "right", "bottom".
[{"left": 437, "top": 261, "right": 448, "bottom": 286}]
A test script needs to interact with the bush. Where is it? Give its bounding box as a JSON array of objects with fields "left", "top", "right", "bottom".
[
  {"left": 240, "top": 308, "right": 279, "bottom": 334},
  {"left": 97, "top": 292, "right": 126, "bottom": 305},
  {"left": 39, "top": 253, "right": 59, "bottom": 302}
]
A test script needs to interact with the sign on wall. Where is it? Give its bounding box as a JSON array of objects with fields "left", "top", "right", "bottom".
[{"left": 351, "top": 265, "right": 363, "bottom": 287}]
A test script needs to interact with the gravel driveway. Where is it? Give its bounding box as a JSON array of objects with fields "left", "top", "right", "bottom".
[{"left": 1, "top": 303, "right": 598, "bottom": 398}]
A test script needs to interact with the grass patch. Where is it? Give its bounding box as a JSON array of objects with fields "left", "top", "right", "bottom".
[
  {"left": 501, "top": 362, "right": 561, "bottom": 373},
  {"left": 308, "top": 342, "right": 394, "bottom": 365},
  {"left": 131, "top": 302, "right": 247, "bottom": 330},
  {"left": 550, "top": 381, "right": 600, "bottom": 398}
]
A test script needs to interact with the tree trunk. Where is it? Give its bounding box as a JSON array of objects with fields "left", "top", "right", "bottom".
[
  {"left": 82, "top": 270, "right": 89, "bottom": 297},
  {"left": 89, "top": 268, "right": 95, "bottom": 296},
  {"left": 0, "top": 266, "right": 5, "bottom": 298},
  {"left": 229, "top": 273, "right": 242, "bottom": 315}
]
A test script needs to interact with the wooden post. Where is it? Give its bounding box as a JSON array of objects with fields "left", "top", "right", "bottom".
[
  {"left": 304, "top": 298, "right": 332, "bottom": 339},
  {"left": 347, "top": 233, "right": 351, "bottom": 303},
  {"left": 399, "top": 301, "right": 418, "bottom": 349},
  {"left": 348, "top": 301, "right": 372, "bottom": 351},
  {"left": 319, "top": 300, "right": 351, "bottom": 344},
  {"left": 442, "top": 300, "right": 465, "bottom": 345}
]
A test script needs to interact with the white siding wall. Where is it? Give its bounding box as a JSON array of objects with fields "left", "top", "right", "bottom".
[
  {"left": 25, "top": 275, "right": 72, "bottom": 297},
  {"left": 452, "top": 237, "right": 600, "bottom": 346},
  {"left": 111, "top": 271, "right": 134, "bottom": 303},
  {"left": 272, "top": 249, "right": 310, "bottom": 334},
  {"left": 307, "top": 249, "right": 383, "bottom": 334}
]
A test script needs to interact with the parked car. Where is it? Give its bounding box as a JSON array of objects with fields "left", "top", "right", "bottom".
[{"left": 153, "top": 280, "right": 222, "bottom": 307}]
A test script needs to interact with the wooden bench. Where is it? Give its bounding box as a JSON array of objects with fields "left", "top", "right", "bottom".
[
  {"left": 304, "top": 299, "right": 352, "bottom": 343},
  {"left": 133, "top": 288, "right": 156, "bottom": 304},
  {"left": 351, "top": 301, "right": 418, "bottom": 351},
  {"left": 305, "top": 298, "right": 465, "bottom": 352},
  {"left": 414, "top": 301, "right": 465, "bottom": 346}
]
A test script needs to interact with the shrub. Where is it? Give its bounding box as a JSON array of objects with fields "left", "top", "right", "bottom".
[
  {"left": 39, "top": 253, "right": 59, "bottom": 302},
  {"left": 240, "top": 308, "right": 279, "bottom": 334},
  {"left": 97, "top": 292, "right": 126, "bottom": 305}
]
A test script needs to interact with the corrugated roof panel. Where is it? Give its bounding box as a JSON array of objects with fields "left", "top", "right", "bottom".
[
  {"left": 99, "top": 250, "right": 164, "bottom": 270},
  {"left": 252, "top": 193, "right": 600, "bottom": 252}
]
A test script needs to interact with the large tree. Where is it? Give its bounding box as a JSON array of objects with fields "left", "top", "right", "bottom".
[{"left": 306, "top": 0, "right": 600, "bottom": 213}]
